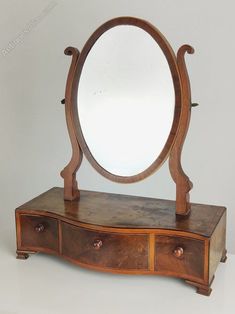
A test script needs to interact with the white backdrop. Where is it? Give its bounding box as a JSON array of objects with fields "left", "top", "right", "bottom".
[{"left": 0, "top": 0, "right": 234, "bottom": 254}]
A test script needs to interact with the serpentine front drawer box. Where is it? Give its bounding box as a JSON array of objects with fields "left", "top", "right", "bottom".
[{"left": 15, "top": 188, "right": 226, "bottom": 296}]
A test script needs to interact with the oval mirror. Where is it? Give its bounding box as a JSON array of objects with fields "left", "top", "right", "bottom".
[{"left": 74, "top": 17, "right": 181, "bottom": 182}]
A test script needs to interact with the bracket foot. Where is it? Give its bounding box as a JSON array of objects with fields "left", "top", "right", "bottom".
[
  {"left": 16, "top": 250, "right": 36, "bottom": 260},
  {"left": 185, "top": 276, "right": 214, "bottom": 296},
  {"left": 220, "top": 249, "right": 227, "bottom": 263}
]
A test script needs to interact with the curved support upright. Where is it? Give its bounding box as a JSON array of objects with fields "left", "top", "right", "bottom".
[
  {"left": 169, "top": 45, "right": 194, "bottom": 216},
  {"left": 60, "top": 47, "right": 83, "bottom": 200}
]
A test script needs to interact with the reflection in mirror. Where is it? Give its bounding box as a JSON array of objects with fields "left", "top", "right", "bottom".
[{"left": 78, "top": 25, "right": 175, "bottom": 177}]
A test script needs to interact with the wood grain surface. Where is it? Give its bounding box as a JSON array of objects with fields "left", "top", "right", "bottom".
[{"left": 16, "top": 187, "right": 226, "bottom": 237}]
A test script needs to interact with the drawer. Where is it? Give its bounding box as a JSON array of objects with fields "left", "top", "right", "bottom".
[
  {"left": 155, "top": 235, "right": 205, "bottom": 280},
  {"left": 61, "top": 222, "right": 149, "bottom": 270},
  {"left": 19, "top": 215, "right": 59, "bottom": 252}
]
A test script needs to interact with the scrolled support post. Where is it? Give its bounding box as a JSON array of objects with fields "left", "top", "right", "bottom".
[
  {"left": 169, "top": 45, "right": 194, "bottom": 216},
  {"left": 60, "top": 47, "right": 82, "bottom": 201}
]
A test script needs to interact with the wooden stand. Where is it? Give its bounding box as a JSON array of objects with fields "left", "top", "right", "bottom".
[
  {"left": 15, "top": 188, "right": 226, "bottom": 295},
  {"left": 15, "top": 17, "right": 227, "bottom": 296}
]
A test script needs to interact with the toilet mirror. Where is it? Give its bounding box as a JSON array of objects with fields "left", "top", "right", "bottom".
[{"left": 74, "top": 18, "right": 182, "bottom": 182}]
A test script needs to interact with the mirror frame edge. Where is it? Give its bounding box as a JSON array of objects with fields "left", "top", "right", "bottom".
[{"left": 74, "top": 17, "right": 182, "bottom": 183}]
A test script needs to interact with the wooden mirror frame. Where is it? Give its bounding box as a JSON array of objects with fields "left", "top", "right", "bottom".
[{"left": 60, "top": 17, "right": 194, "bottom": 216}]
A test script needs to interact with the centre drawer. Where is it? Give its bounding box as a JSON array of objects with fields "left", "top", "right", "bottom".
[{"left": 61, "top": 222, "right": 149, "bottom": 270}]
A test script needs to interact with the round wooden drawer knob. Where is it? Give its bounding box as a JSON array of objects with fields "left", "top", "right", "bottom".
[
  {"left": 35, "top": 223, "right": 45, "bottom": 233},
  {"left": 173, "top": 247, "right": 184, "bottom": 258},
  {"left": 93, "top": 239, "right": 103, "bottom": 250}
]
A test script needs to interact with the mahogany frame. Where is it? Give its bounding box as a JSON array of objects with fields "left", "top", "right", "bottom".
[{"left": 60, "top": 17, "right": 194, "bottom": 215}]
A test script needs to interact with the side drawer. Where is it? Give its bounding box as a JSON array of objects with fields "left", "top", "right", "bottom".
[
  {"left": 61, "top": 222, "right": 149, "bottom": 270},
  {"left": 155, "top": 235, "right": 205, "bottom": 280},
  {"left": 19, "top": 215, "right": 59, "bottom": 252}
]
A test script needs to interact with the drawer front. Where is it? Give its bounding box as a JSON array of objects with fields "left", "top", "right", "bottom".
[
  {"left": 62, "top": 222, "right": 148, "bottom": 270},
  {"left": 155, "top": 235, "right": 205, "bottom": 280},
  {"left": 19, "top": 215, "right": 58, "bottom": 251}
]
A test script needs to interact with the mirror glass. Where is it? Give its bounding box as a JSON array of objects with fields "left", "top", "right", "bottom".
[{"left": 78, "top": 25, "right": 175, "bottom": 177}]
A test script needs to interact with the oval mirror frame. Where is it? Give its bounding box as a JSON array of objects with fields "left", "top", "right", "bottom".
[{"left": 72, "top": 17, "right": 182, "bottom": 183}]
